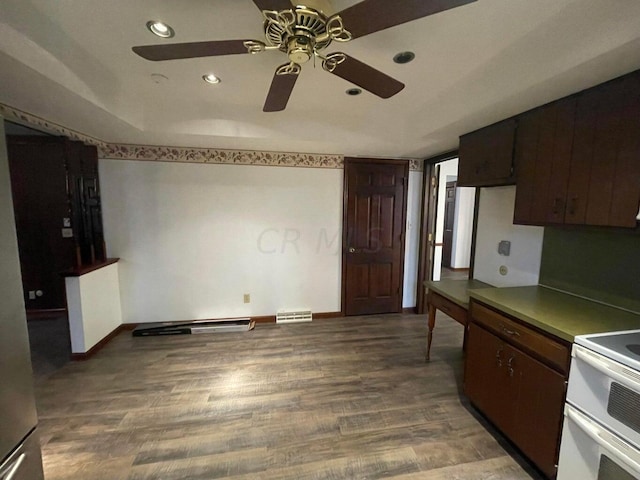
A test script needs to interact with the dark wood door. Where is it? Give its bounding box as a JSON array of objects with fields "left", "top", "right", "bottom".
[
  {"left": 442, "top": 181, "right": 456, "bottom": 268},
  {"left": 343, "top": 158, "right": 408, "bottom": 316},
  {"left": 7, "top": 136, "right": 76, "bottom": 310}
]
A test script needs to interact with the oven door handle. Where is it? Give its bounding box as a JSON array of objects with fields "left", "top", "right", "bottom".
[
  {"left": 574, "top": 344, "right": 640, "bottom": 393},
  {"left": 566, "top": 405, "right": 640, "bottom": 476}
]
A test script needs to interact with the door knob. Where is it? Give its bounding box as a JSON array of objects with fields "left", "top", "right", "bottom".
[{"left": 348, "top": 247, "right": 356, "bottom": 253}]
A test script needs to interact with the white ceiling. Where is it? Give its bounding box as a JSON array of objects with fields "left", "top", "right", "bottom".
[{"left": 1, "top": 0, "right": 640, "bottom": 159}]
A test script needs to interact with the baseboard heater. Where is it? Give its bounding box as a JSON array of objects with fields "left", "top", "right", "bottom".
[
  {"left": 276, "top": 310, "right": 313, "bottom": 324},
  {"left": 132, "top": 318, "right": 254, "bottom": 336}
]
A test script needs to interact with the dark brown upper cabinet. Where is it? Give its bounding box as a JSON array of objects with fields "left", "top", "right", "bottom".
[
  {"left": 513, "top": 97, "right": 577, "bottom": 225},
  {"left": 457, "top": 118, "right": 517, "bottom": 187},
  {"left": 514, "top": 70, "right": 640, "bottom": 228}
]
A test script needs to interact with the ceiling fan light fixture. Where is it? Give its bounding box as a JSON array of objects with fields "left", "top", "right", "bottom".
[
  {"left": 146, "top": 21, "right": 175, "bottom": 38},
  {"left": 202, "top": 74, "right": 221, "bottom": 84},
  {"left": 346, "top": 88, "right": 362, "bottom": 96},
  {"left": 393, "top": 51, "right": 415, "bottom": 64}
]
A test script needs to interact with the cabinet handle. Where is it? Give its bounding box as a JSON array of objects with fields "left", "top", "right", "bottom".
[
  {"left": 507, "top": 356, "right": 515, "bottom": 377},
  {"left": 499, "top": 324, "right": 520, "bottom": 337},
  {"left": 496, "top": 348, "right": 503, "bottom": 367},
  {"left": 552, "top": 197, "right": 563, "bottom": 214},
  {"left": 568, "top": 196, "right": 578, "bottom": 215}
]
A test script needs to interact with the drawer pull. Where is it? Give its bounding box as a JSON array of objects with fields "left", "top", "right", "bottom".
[
  {"left": 496, "top": 348, "right": 503, "bottom": 367},
  {"left": 500, "top": 324, "right": 521, "bottom": 337},
  {"left": 508, "top": 356, "right": 515, "bottom": 377}
]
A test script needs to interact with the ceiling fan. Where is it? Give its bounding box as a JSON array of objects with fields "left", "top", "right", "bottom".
[{"left": 132, "top": 0, "right": 476, "bottom": 112}]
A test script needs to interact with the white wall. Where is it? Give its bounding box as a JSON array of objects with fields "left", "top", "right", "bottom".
[
  {"left": 402, "top": 171, "right": 423, "bottom": 308},
  {"left": 100, "top": 159, "right": 423, "bottom": 323},
  {"left": 66, "top": 263, "right": 123, "bottom": 353},
  {"left": 473, "top": 186, "right": 544, "bottom": 287},
  {"left": 451, "top": 187, "right": 475, "bottom": 269},
  {"left": 100, "top": 160, "right": 345, "bottom": 323}
]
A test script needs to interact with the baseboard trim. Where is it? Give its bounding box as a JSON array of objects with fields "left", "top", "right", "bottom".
[
  {"left": 402, "top": 307, "right": 417, "bottom": 314},
  {"left": 71, "top": 324, "right": 128, "bottom": 361},
  {"left": 444, "top": 267, "right": 470, "bottom": 272},
  {"left": 75, "top": 310, "right": 346, "bottom": 359}
]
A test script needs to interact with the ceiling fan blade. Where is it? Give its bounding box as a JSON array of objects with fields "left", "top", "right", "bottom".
[
  {"left": 336, "top": 0, "right": 476, "bottom": 39},
  {"left": 132, "top": 40, "right": 253, "bottom": 61},
  {"left": 328, "top": 54, "right": 404, "bottom": 99},
  {"left": 252, "top": 0, "right": 293, "bottom": 11},
  {"left": 264, "top": 65, "right": 299, "bottom": 112}
]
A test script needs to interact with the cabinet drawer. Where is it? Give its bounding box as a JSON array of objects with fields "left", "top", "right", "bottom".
[
  {"left": 470, "top": 301, "right": 570, "bottom": 374},
  {"left": 428, "top": 291, "right": 468, "bottom": 325}
]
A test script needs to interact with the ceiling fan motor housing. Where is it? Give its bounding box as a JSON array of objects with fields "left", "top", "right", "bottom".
[
  {"left": 287, "top": 35, "right": 313, "bottom": 63},
  {"left": 265, "top": 7, "right": 332, "bottom": 53}
]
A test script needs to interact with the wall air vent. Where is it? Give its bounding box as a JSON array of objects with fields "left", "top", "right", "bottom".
[{"left": 276, "top": 310, "right": 313, "bottom": 324}]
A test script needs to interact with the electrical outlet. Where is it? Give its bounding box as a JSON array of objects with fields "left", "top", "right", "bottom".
[
  {"left": 243, "top": 293, "right": 250, "bottom": 304},
  {"left": 499, "top": 265, "right": 508, "bottom": 276}
]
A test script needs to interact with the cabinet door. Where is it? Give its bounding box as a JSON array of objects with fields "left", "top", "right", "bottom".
[
  {"left": 513, "top": 97, "right": 576, "bottom": 225},
  {"left": 512, "top": 348, "right": 566, "bottom": 479},
  {"left": 586, "top": 72, "right": 640, "bottom": 227},
  {"left": 458, "top": 119, "right": 516, "bottom": 187},
  {"left": 464, "top": 323, "right": 517, "bottom": 434}
]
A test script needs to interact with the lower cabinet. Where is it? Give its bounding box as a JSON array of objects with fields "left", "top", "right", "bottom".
[{"left": 464, "top": 302, "right": 570, "bottom": 479}]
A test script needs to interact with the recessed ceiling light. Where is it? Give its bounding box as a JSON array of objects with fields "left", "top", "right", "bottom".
[
  {"left": 393, "top": 51, "right": 415, "bottom": 64},
  {"left": 346, "top": 88, "right": 362, "bottom": 96},
  {"left": 146, "top": 21, "right": 175, "bottom": 38},
  {"left": 203, "top": 74, "right": 221, "bottom": 84}
]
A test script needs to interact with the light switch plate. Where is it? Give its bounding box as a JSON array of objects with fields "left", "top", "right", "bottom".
[
  {"left": 61, "top": 228, "right": 73, "bottom": 238},
  {"left": 498, "top": 240, "right": 511, "bottom": 256}
]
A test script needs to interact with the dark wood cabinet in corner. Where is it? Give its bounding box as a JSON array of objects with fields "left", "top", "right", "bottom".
[
  {"left": 7, "top": 136, "right": 106, "bottom": 310},
  {"left": 464, "top": 300, "right": 570, "bottom": 479},
  {"left": 514, "top": 69, "right": 640, "bottom": 228},
  {"left": 458, "top": 118, "right": 517, "bottom": 187}
]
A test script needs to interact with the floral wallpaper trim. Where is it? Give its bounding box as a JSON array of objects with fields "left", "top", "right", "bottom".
[
  {"left": 1, "top": 103, "right": 423, "bottom": 171},
  {"left": 98, "top": 144, "right": 345, "bottom": 169},
  {"left": 0, "top": 103, "right": 107, "bottom": 147}
]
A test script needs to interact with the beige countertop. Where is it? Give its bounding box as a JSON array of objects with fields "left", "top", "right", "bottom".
[
  {"left": 469, "top": 285, "right": 640, "bottom": 343},
  {"left": 425, "top": 279, "right": 493, "bottom": 308}
]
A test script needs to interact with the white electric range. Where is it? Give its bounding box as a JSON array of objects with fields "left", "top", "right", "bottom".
[{"left": 558, "top": 329, "right": 640, "bottom": 479}]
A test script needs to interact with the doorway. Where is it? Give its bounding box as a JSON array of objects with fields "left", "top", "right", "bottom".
[
  {"left": 342, "top": 158, "right": 409, "bottom": 316},
  {"left": 416, "top": 154, "right": 477, "bottom": 313},
  {"left": 3, "top": 121, "right": 72, "bottom": 378}
]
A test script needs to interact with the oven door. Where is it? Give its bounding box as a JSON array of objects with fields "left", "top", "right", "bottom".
[
  {"left": 567, "top": 344, "right": 640, "bottom": 448},
  {"left": 558, "top": 405, "right": 640, "bottom": 480}
]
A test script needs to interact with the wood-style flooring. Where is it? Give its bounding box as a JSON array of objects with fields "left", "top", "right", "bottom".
[{"left": 34, "top": 313, "right": 544, "bottom": 480}]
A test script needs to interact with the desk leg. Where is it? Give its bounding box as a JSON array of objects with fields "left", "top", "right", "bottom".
[{"left": 426, "top": 303, "right": 436, "bottom": 362}]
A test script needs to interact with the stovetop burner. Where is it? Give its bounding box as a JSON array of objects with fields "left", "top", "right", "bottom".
[{"left": 627, "top": 344, "right": 640, "bottom": 356}]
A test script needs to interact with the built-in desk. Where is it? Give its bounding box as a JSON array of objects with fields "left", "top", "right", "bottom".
[{"left": 424, "top": 279, "right": 492, "bottom": 360}]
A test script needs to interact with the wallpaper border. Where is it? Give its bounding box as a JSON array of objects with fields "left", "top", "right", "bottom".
[{"left": 1, "top": 103, "right": 423, "bottom": 171}]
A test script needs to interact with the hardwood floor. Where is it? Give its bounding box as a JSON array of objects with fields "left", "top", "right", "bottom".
[{"left": 34, "top": 313, "right": 543, "bottom": 480}]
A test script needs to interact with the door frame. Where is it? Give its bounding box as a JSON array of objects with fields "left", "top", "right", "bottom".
[
  {"left": 341, "top": 157, "right": 410, "bottom": 316},
  {"left": 416, "top": 150, "right": 459, "bottom": 314}
]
